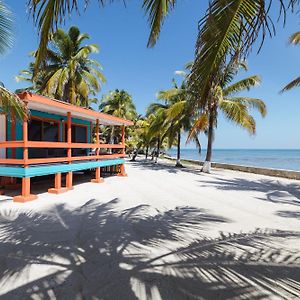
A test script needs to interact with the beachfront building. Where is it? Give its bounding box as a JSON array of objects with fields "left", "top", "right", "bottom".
[{"left": 0, "top": 93, "right": 133, "bottom": 202}]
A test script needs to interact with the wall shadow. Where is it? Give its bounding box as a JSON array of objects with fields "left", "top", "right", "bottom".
[{"left": 0, "top": 199, "right": 299, "bottom": 299}]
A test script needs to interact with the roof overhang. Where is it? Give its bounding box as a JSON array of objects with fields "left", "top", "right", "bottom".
[{"left": 18, "top": 92, "right": 134, "bottom": 126}]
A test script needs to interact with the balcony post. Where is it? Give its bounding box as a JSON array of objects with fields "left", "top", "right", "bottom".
[
  {"left": 66, "top": 112, "right": 73, "bottom": 190},
  {"left": 23, "top": 110, "right": 29, "bottom": 167},
  {"left": 118, "top": 125, "right": 127, "bottom": 177},
  {"left": 14, "top": 104, "right": 38, "bottom": 202},
  {"left": 96, "top": 118, "right": 100, "bottom": 156},
  {"left": 91, "top": 118, "right": 103, "bottom": 183}
]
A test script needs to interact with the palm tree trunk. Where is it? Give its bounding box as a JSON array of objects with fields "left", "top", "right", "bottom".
[
  {"left": 69, "top": 78, "right": 76, "bottom": 105},
  {"left": 145, "top": 145, "right": 149, "bottom": 159},
  {"left": 155, "top": 136, "right": 160, "bottom": 163},
  {"left": 131, "top": 147, "right": 140, "bottom": 161},
  {"left": 175, "top": 129, "right": 183, "bottom": 167},
  {"left": 202, "top": 108, "right": 214, "bottom": 173},
  {"left": 151, "top": 150, "right": 155, "bottom": 160}
]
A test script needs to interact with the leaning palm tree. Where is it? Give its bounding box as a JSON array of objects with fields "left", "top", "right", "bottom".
[
  {"left": 0, "top": 1, "right": 26, "bottom": 120},
  {"left": 17, "top": 26, "right": 106, "bottom": 107},
  {"left": 156, "top": 77, "right": 201, "bottom": 167},
  {"left": 281, "top": 31, "right": 300, "bottom": 92},
  {"left": 189, "top": 60, "right": 267, "bottom": 173}
]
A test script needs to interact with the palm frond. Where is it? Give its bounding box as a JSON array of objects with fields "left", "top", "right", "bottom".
[
  {"left": 157, "top": 88, "right": 181, "bottom": 100},
  {"left": 229, "top": 96, "right": 267, "bottom": 117},
  {"left": 146, "top": 102, "right": 168, "bottom": 115},
  {"left": 188, "top": 0, "right": 276, "bottom": 109},
  {"left": 187, "top": 113, "right": 208, "bottom": 143},
  {"left": 220, "top": 99, "right": 256, "bottom": 134},
  {"left": 142, "top": 0, "right": 176, "bottom": 47},
  {"left": 289, "top": 30, "right": 300, "bottom": 44},
  {"left": 223, "top": 76, "right": 261, "bottom": 96},
  {"left": 0, "top": 87, "right": 27, "bottom": 121},
  {"left": 0, "top": 1, "right": 14, "bottom": 54},
  {"left": 165, "top": 100, "right": 186, "bottom": 120},
  {"left": 281, "top": 76, "right": 300, "bottom": 93}
]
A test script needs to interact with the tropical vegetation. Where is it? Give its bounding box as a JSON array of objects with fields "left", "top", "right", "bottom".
[
  {"left": 189, "top": 59, "right": 266, "bottom": 173},
  {"left": 146, "top": 75, "right": 201, "bottom": 166},
  {"left": 17, "top": 26, "right": 106, "bottom": 107},
  {"left": 281, "top": 30, "right": 300, "bottom": 93},
  {"left": 99, "top": 89, "right": 138, "bottom": 144},
  {"left": 0, "top": 1, "right": 26, "bottom": 120}
]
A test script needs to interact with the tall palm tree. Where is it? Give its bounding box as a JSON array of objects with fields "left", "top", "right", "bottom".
[
  {"left": 99, "top": 89, "right": 137, "bottom": 143},
  {"left": 281, "top": 31, "right": 300, "bottom": 92},
  {"left": 17, "top": 26, "right": 106, "bottom": 107},
  {"left": 146, "top": 103, "right": 169, "bottom": 163},
  {"left": 0, "top": 1, "right": 26, "bottom": 120},
  {"left": 154, "top": 77, "right": 201, "bottom": 167},
  {"left": 189, "top": 60, "right": 267, "bottom": 173}
]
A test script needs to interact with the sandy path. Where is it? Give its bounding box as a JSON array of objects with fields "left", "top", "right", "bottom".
[{"left": 0, "top": 160, "right": 299, "bottom": 299}]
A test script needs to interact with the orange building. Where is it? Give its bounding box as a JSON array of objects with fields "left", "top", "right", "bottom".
[{"left": 0, "top": 93, "right": 133, "bottom": 202}]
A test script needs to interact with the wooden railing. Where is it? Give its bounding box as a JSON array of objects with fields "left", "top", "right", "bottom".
[{"left": 0, "top": 141, "right": 125, "bottom": 166}]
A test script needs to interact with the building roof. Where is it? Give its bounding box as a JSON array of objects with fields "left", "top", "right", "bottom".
[{"left": 18, "top": 92, "right": 134, "bottom": 126}]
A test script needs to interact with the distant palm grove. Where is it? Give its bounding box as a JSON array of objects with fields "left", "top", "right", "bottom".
[{"left": 2, "top": 0, "right": 300, "bottom": 172}]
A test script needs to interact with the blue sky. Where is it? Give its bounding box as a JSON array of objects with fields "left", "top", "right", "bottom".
[{"left": 1, "top": 1, "right": 300, "bottom": 149}]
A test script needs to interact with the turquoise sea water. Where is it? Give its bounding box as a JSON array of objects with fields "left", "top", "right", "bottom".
[{"left": 166, "top": 149, "right": 300, "bottom": 171}]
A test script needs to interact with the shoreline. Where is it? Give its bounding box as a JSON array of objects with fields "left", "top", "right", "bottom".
[{"left": 163, "top": 155, "right": 300, "bottom": 180}]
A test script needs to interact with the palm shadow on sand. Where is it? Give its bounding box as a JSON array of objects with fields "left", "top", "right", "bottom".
[
  {"left": 0, "top": 198, "right": 299, "bottom": 299},
  {"left": 198, "top": 177, "right": 300, "bottom": 206}
]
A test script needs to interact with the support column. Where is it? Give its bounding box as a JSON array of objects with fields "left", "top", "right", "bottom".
[
  {"left": 66, "top": 112, "right": 73, "bottom": 190},
  {"left": 14, "top": 110, "right": 37, "bottom": 202},
  {"left": 14, "top": 177, "right": 37, "bottom": 202},
  {"left": 48, "top": 173, "right": 68, "bottom": 194},
  {"left": 91, "top": 167, "right": 104, "bottom": 183},
  {"left": 91, "top": 119, "right": 103, "bottom": 183},
  {"left": 118, "top": 125, "right": 127, "bottom": 177}
]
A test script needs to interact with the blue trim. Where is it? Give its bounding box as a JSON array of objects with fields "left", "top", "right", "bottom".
[{"left": 0, "top": 158, "right": 124, "bottom": 178}]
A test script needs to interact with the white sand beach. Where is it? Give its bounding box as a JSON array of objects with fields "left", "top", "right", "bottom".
[{"left": 0, "top": 160, "right": 299, "bottom": 299}]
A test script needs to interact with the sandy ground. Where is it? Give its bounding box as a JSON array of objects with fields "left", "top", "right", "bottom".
[{"left": 0, "top": 159, "right": 299, "bottom": 299}]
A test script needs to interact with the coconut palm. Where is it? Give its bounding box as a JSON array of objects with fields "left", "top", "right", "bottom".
[
  {"left": 189, "top": 60, "right": 267, "bottom": 173},
  {"left": 99, "top": 89, "right": 137, "bottom": 144},
  {"left": 154, "top": 78, "right": 201, "bottom": 167},
  {"left": 281, "top": 31, "right": 300, "bottom": 92},
  {"left": 145, "top": 103, "right": 172, "bottom": 163},
  {"left": 28, "top": 0, "right": 300, "bottom": 74},
  {"left": 129, "top": 116, "right": 154, "bottom": 161},
  {"left": 17, "top": 26, "right": 106, "bottom": 107},
  {"left": 0, "top": 1, "right": 26, "bottom": 120}
]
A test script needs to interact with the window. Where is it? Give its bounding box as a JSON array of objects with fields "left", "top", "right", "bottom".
[
  {"left": 29, "top": 119, "right": 59, "bottom": 142},
  {"left": 65, "top": 124, "right": 87, "bottom": 143}
]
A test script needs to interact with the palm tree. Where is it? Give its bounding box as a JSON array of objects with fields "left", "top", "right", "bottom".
[
  {"left": 28, "top": 1, "right": 300, "bottom": 74},
  {"left": 155, "top": 77, "right": 201, "bottom": 167},
  {"left": 145, "top": 103, "right": 170, "bottom": 163},
  {"left": 17, "top": 26, "right": 106, "bottom": 107},
  {"left": 129, "top": 116, "right": 154, "bottom": 161},
  {"left": 281, "top": 31, "right": 300, "bottom": 92},
  {"left": 189, "top": 60, "right": 267, "bottom": 173},
  {"left": 99, "top": 89, "right": 137, "bottom": 144},
  {"left": 0, "top": 1, "right": 26, "bottom": 120}
]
